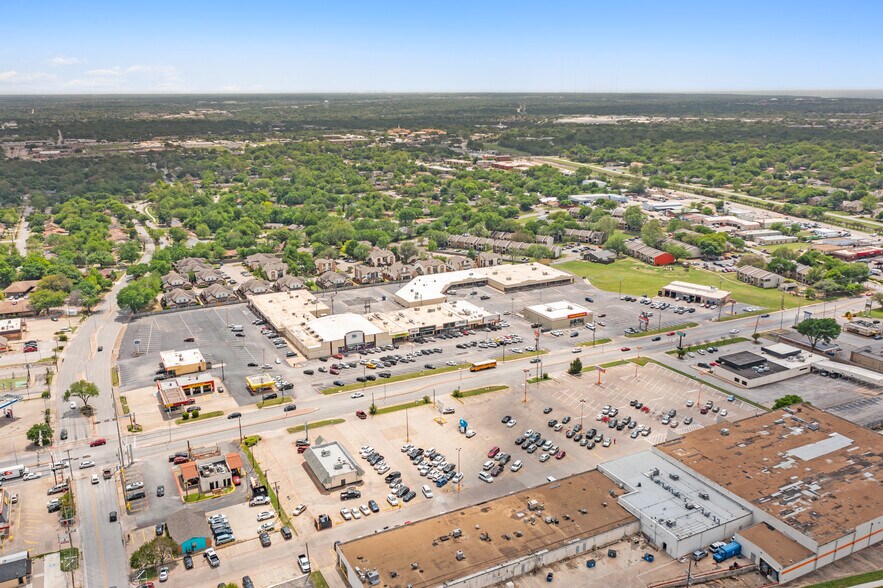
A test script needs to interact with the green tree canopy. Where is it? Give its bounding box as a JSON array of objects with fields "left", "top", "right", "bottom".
[
  {"left": 773, "top": 395, "right": 804, "bottom": 409},
  {"left": 27, "top": 423, "right": 53, "bottom": 446},
  {"left": 796, "top": 318, "right": 841, "bottom": 352},
  {"left": 64, "top": 380, "right": 100, "bottom": 407}
]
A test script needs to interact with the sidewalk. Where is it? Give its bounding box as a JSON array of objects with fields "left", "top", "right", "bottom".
[{"left": 33, "top": 552, "right": 68, "bottom": 588}]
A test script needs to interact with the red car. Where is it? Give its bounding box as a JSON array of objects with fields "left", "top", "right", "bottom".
[
  {"left": 555, "top": 450, "right": 566, "bottom": 460},
  {"left": 487, "top": 447, "right": 500, "bottom": 458},
  {"left": 90, "top": 438, "right": 107, "bottom": 447},
  {"left": 355, "top": 410, "right": 367, "bottom": 420},
  {"left": 620, "top": 347, "right": 631, "bottom": 352},
  {"left": 173, "top": 456, "right": 189, "bottom": 465},
  {"left": 666, "top": 332, "right": 676, "bottom": 336},
  {"left": 641, "top": 406, "right": 651, "bottom": 413},
  {"left": 332, "top": 353, "right": 344, "bottom": 360}
]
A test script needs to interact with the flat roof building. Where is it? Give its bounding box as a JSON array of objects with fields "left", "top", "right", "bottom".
[
  {"left": 160, "top": 349, "right": 207, "bottom": 376},
  {"left": 659, "top": 281, "right": 730, "bottom": 304},
  {"left": 304, "top": 441, "right": 363, "bottom": 490},
  {"left": 711, "top": 348, "right": 824, "bottom": 389},
  {"left": 0, "top": 319, "right": 23, "bottom": 340},
  {"left": 336, "top": 471, "right": 638, "bottom": 588},
  {"left": 523, "top": 300, "right": 592, "bottom": 329},
  {"left": 656, "top": 404, "right": 883, "bottom": 584},
  {"left": 156, "top": 373, "right": 215, "bottom": 410},
  {"left": 737, "top": 266, "right": 782, "bottom": 289}
]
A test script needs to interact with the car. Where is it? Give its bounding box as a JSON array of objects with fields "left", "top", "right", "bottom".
[
  {"left": 125, "top": 481, "right": 144, "bottom": 492},
  {"left": 729, "top": 329, "right": 740, "bottom": 334},
  {"left": 602, "top": 438, "right": 612, "bottom": 447},
  {"left": 298, "top": 553, "right": 312, "bottom": 574},
  {"left": 250, "top": 495, "right": 271, "bottom": 506},
  {"left": 183, "top": 554, "right": 193, "bottom": 569},
  {"left": 247, "top": 362, "right": 258, "bottom": 367},
  {"left": 651, "top": 336, "right": 661, "bottom": 341},
  {"left": 23, "top": 472, "right": 42, "bottom": 481},
  {"left": 692, "top": 549, "right": 708, "bottom": 561},
  {"left": 720, "top": 409, "right": 728, "bottom": 417},
  {"left": 60, "top": 429, "right": 68, "bottom": 440},
  {"left": 292, "top": 503, "right": 307, "bottom": 516},
  {"left": 351, "top": 392, "right": 364, "bottom": 399},
  {"left": 368, "top": 499, "right": 380, "bottom": 513},
  {"left": 543, "top": 407, "right": 553, "bottom": 414},
  {"left": 621, "top": 346, "right": 631, "bottom": 352},
  {"left": 79, "top": 460, "right": 95, "bottom": 469},
  {"left": 155, "top": 523, "right": 165, "bottom": 536},
  {"left": 501, "top": 415, "right": 511, "bottom": 424},
  {"left": 684, "top": 416, "right": 693, "bottom": 425},
  {"left": 506, "top": 418, "right": 517, "bottom": 428},
  {"left": 158, "top": 567, "right": 169, "bottom": 582},
  {"left": 228, "top": 412, "right": 242, "bottom": 419},
  {"left": 571, "top": 347, "right": 581, "bottom": 354},
  {"left": 760, "top": 313, "right": 770, "bottom": 318},
  {"left": 204, "top": 548, "right": 220, "bottom": 568},
  {"left": 89, "top": 438, "right": 106, "bottom": 447},
  {"left": 539, "top": 453, "right": 550, "bottom": 462},
  {"left": 333, "top": 380, "right": 345, "bottom": 387},
  {"left": 555, "top": 450, "right": 566, "bottom": 460},
  {"left": 387, "top": 494, "right": 399, "bottom": 506},
  {"left": 465, "top": 429, "right": 476, "bottom": 438},
  {"left": 258, "top": 532, "right": 272, "bottom": 547}
]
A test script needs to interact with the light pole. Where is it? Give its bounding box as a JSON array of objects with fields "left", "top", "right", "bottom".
[
  {"left": 579, "top": 398, "right": 586, "bottom": 427},
  {"left": 522, "top": 368, "right": 529, "bottom": 404},
  {"left": 618, "top": 279, "right": 624, "bottom": 299},
  {"left": 237, "top": 414, "right": 243, "bottom": 443}
]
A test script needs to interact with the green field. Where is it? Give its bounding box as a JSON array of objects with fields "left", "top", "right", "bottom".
[
  {"left": 453, "top": 385, "right": 508, "bottom": 398},
  {"left": 556, "top": 259, "right": 803, "bottom": 310},
  {"left": 756, "top": 242, "right": 808, "bottom": 253},
  {"left": 804, "top": 570, "right": 883, "bottom": 588}
]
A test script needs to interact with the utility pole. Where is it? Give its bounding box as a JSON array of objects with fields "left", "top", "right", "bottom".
[
  {"left": 522, "top": 369, "right": 529, "bottom": 403},
  {"left": 579, "top": 398, "right": 586, "bottom": 426},
  {"left": 405, "top": 407, "right": 409, "bottom": 443}
]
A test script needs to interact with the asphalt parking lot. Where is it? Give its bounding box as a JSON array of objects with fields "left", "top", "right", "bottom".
[{"left": 118, "top": 305, "right": 299, "bottom": 405}]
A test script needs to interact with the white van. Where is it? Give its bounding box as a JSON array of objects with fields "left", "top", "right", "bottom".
[
  {"left": 478, "top": 472, "right": 493, "bottom": 483},
  {"left": 230, "top": 325, "right": 244, "bottom": 332}
]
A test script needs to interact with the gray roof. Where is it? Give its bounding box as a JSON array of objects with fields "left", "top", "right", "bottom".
[
  {"left": 303, "top": 441, "right": 364, "bottom": 485},
  {"left": 0, "top": 551, "right": 31, "bottom": 582},
  {"left": 166, "top": 509, "right": 209, "bottom": 544}
]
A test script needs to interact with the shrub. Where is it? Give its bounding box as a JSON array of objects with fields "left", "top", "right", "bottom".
[{"left": 181, "top": 412, "right": 190, "bottom": 421}]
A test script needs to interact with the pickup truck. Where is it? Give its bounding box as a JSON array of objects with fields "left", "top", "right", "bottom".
[
  {"left": 297, "top": 553, "right": 311, "bottom": 574},
  {"left": 204, "top": 548, "right": 220, "bottom": 568},
  {"left": 102, "top": 468, "right": 112, "bottom": 480}
]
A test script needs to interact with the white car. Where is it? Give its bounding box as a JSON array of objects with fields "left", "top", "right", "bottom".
[
  {"left": 257, "top": 522, "right": 274, "bottom": 533},
  {"left": 158, "top": 567, "right": 169, "bottom": 582},
  {"left": 539, "top": 453, "right": 550, "bottom": 462},
  {"left": 729, "top": 329, "right": 740, "bottom": 334},
  {"left": 376, "top": 464, "right": 390, "bottom": 475},
  {"left": 510, "top": 460, "right": 523, "bottom": 472},
  {"left": 256, "top": 511, "right": 275, "bottom": 522},
  {"left": 401, "top": 444, "right": 413, "bottom": 453},
  {"left": 422, "top": 484, "right": 433, "bottom": 498},
  {"left": 572, "top": 348, "right": 581, "bottom": 354},
  {"left": 386, "top": 494, "right": 399, "bottom": 506},
  {"left": 351, "top": 508, "right": 361, "bottom": 519},
  {"left": 125, "top": 482, "right": 144, "bottom": 491},
  {"left": 274, "top": 358, "right": 281, "bottom": 364},
  {"left": 23, "top": 472, "right": 42, "bottom": 481},
  {"left": 506, "top": 419, "right": 517, "bottom": 428},
  {"left": 720, "top": 409, "right": 728, "bottom": 417},
  {"left": 351, "top": 392, "right": 364, "bottom": 399},
  {"left": 91, "top": 474, "right": 100, "bottom": 484},
  {"left": 359, "top": 504, "right": 371, "bottom": 516},
  {"left": 249, "top": 495, "right": 270, "bottom": 506},
  {"left": 465, "top": 429, "right": 476, "bottom": 438},
  {"left": 445, "top": 360, "right": 457, "bottom": 366},
  {"left": 79, "top": 461, "right": 95, "bottom": 469},
  {"left": 292, "top": 504, "right": 306, "bottom": 516},
  {"left": 339, "top": 508, "right": 352, "bottom": 521}
]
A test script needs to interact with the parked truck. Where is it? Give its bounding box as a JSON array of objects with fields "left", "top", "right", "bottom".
[{"left": 713, "top": 541, "right": 741, "bottom": 563}]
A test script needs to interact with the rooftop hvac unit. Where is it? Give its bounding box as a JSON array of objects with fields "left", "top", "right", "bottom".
[
  {"left": 699, "top": 492, "right": 709, "bottom": 500},
  {"left": 452, "top": 528, "right": 462, "bottom": 538},
  {"left": 669, "top": 473, "right": 679, "bottom": 481},
  {"left": 455, "top": 551, "right": 465, "bottom": 561},
  {"left": 807, "top": 422, "right": 820, "bottom": 431},
  {"left": 320, "top": 450, "right": 331, "bottom": 457},
  {"left": 652, "top": 468, "right": 659, "bottom": 477}
]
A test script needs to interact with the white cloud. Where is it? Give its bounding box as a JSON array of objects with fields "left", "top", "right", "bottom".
[
  {"left": 0, "top": 70, "right": 55, "bottom": 83},
  {"left": 45, "top": 56, "right": 81, "bottom": 66},
  {"left": 0, "top": 70, "right": 19, "bottom": 80},
  {"left": 0, "top": 63, "right": 182, "bottom": 93}
]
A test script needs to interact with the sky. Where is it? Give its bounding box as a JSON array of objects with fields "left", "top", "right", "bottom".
[{"left": 1, "top": 0, "right": 881, "bottom": 94}]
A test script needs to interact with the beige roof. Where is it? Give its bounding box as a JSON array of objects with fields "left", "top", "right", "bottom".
[{"left": 739, "top": 523, "right": 813, "bottom": 567}]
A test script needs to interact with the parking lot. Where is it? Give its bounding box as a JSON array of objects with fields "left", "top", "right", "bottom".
[
  {"left": 0, "top": 473, "right": 65, "bottom": 557},
  {"left": 118, "top": 305, "right": 299, "bottom": 406}
]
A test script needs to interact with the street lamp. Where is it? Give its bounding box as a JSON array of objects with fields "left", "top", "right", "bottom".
[
  {"left": 579, "top": 398, "right": 586, "bottom": 426},
  {"left": 618, "top": 279, "right": 624, "bottom": 299},
  {"left": 236, "top": 414, "right": 243, "bottom": 443},
  {"left": 522, "top": 368, "right": 529, "bottom": 404}
]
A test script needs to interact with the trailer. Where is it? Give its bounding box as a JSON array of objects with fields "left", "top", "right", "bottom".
[
  {"left": 713, "top": 541, "right": 741, "bottom": 563},
  {"left": 0, "top": 465, "right": 28, "bottom": 480}
]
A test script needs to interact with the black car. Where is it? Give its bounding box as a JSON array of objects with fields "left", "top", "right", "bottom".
[
  {"left": 183, "top": 554, "right": 193, "bottom": 569},
  {"left": 259, "top": 532, "right": 271, "bottom": 547},
  {"left": 247, "top": 362, "right": 259, "bottom": 367},
  {"left": 356, "top": 376, "right": 366, "bottom": 382},
  {"left": 584, "top": 296, "right": 594, "bottom": 303},
  {"left": 384, "top": 471, "right": 401, "bottom": 483},
  {"left": 501, "top": 415, "right": 511, "bottom": 424},
  {"left": 333, "top": 380, "right": 345, "bottom": 386},
  {"left": 515, "top": 436, "right": 526, "bottom": 445},
  {"left": 395, "top": 485, "right": 410, "bottom": 498},
  {"left": 543, "top": 407, "right": 553, "bottom": 414},
  {"left": 652, "top": 336, "right": 661, "bottom": 341},
  {"left": 402, "top": 490, "right": 417, "bottom": 502},
  {"left": 109, "top": 510, "right": 117, "bottom": 522},
  {"left": 365, "top": 374, "right": 376, "bottom": 381},
  {"left": 227, "top": 412, "right": 242, "bottom": 419},
  {"left": 155, "top": 523, "right": 165, "bottom": 536},
  {"left": 573, "top": 423, "right": 582, "bottom": 433},
  {"left": 283, "top": 403, "right": 297, "bottom": 412},
  {"left": 368, "top": 499, "right": 380, "bottom": 513},
  {"left": 378, "top": 371, "right": 391, "bottom": 378},
  {"left": 156, "top": 485, "right": 164, "bottom": 497},
  {"left": 424, "top": 363, "right": 435, "bottom": 369},
  {"left": 60, "top": 429, "right": 68, "bottom": 440},
  {"left": 565, "top": 429, "right": 575, "bottom": 438},
  {"left": 561, "top": 416, "right": 571, "bottom": 424},
  {"left": 303, "top": 369, "right": 314, "bottom": 375},
  {"left": 547, "top": 419, "right": 557, "bottom": 427},
  {"left": 243, "top": 577, "right": 255, "bottom": 588}
]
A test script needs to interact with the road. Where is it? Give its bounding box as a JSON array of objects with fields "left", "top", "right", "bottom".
[
  {"left": 51, "top": 218, "right": 155, "bottom": 588},
  {"left": 14, "top": 201, "right": 32, "bottom": 256}
]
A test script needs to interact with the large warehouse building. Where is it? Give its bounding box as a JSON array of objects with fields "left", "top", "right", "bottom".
[
  {"left": 335, "top": 470, "right": 638, "bottom": 588},
  {"left": 609, "top": 405, "right": 883, "bottom": 585}
]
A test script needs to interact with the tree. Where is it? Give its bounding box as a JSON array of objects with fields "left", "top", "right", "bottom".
[
  {"left": 640, "top": 219, "right": 665, "bottom": 248},
  {"left": 37, "top": 274, "right": 74, "bottom": 292},
  {"left": 568, "top": 358, "right": 582, "bottom": 375},
  {"left": 117, "top": 240, "right": 142, "bottom": 263},
  {"left": 168, "top": 227, "right": 188, "bottom": 243},
  {"left": 604, "top": 233, "right": 627, "bottom": 255},
  {"left": 64, "top": 380, "right": 100, "bottom": 408},
  {"left": 622, "top": 206, "right": 646, "bottom": 231},
  {"left": 773, "top": 395, "right": 804, "bottom": 409},
  {"left": 29, "top": 289, "right": 67, "bottom": 315},
  {"left": 26, "top": 423, "right": 53, "bottom": 446},
  {"left": 117, "top": 281, "right": 157, "bottom": 313},
  {"left": 736, "top": 254, "right": 766, "bottom": 268},
  {"left": 129, "top": 536, "right": 178, "bottom": 570},
  {"left": 696, "top": 233, "right": 727, "bottom": 257},
  {"left": 767, "top": 257, "right": 797, "bottom": 275},
  {"left": 72, "top": 281, "right": 100, "bottom": 313},
  {"left": 525, "top": 244, "right": 553, "bottom": 259},
  {"left": 397, "top": 241, "right": 418, "bottom": 263},
  {"left": 664, "top": 243, "right": 690, "bottom": 261},
  {"left": 796, "top": 318, "right": 841, "bottom": 352},
  {"left": 872, "top": 292, "right": 883, "bottom": 311}
]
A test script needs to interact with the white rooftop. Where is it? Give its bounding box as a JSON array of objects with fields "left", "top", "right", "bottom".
[
  {"left": 525, "top": 300, "right": 591, "bottom": 320},
  {"left": 0, "top": 318, "right": 22, "bottom": 332},
  {"left": 308, "top": 313, "right": 385, "bottom": 342},
  {"left": 306, "top": 441, "right": 364, "bottom": 484},
  {"left": 665, "top": 281, "right": 731, "bottom": 300},
  {"left": 160, "top": 348, "right": 205, "bottom": 368}
]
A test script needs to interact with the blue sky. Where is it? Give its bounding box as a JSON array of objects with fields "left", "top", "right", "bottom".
[{"left": 1, "top": 0, "right": 880, "bottom": 94}]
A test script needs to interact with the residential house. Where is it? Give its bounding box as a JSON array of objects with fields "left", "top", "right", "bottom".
[
  {"left": 245, "top": 253, "right": 288, "bottom": 280},
  {"left": 383, "top": 262, "right": 414, "bottom": 281},
  {"left": 790, "top": 263, "right": 813, "bottom": 284},
  {"left": 661, "top": 238, "right": 702, "bottom": 259},
  {"left": 315, "top": 257, "right": 336, "bottom": 274},
  {"left": 353, "top": 264, "right": 383, "bottom": 285},
  {"left": 238, "top": 278, "right": 273, "bottom": 297},
  {"left": 445, "top": 256, "right": 473, "bottom": 272},
  {"left": 476, "top": 252, "right": 502, "bottom": 267},
  {"left": 625, "top": 240, "right": 675, "bottom": 266},
  {"left": 2, "top": 280, "right": 40, "bottom": 299},
  {"left": 737, "top": 266, "right": 783, "bottom": 289},
  {"left": 414, "top": 259, "right": 447, "bottom": 275},
  {"left": 174, "top": 257, "right": 212, "bottom": 274},
  {"left": 564, "top": 228, "right": 607, "bottom": 244},
  {"left": 275, "top": 275, "right": 305, "bottom": 291},
  {"left": 200, "top": 284, "right": 237, "bottom": 304},
  {"left": 317, "top": 271, "right": 351, "bottom": 290},
  {"left": 161, "top": 271, "right": 189, "bottom": 291},
  {"left": 194, "top": 269, "right": 224, "bottom": 287},
  {"left": 162, "top": 288, "right": 197, "bottom": 308},
  {"left": 584, "top": 249, "right": 617, "bottom": 264},
  {"left": 366, "top": 247, "right": 396, "bottom": 267}
]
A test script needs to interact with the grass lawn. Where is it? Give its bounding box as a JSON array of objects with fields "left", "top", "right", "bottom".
[
  {"left": 804, "top": 570, "right": 883, "bottom": 588},
  {"left": 287, "top": 418, "right": 345, "bottom": 434},
  {"left": 577, "top": 337, "right": 612, "bottom": 347},
  {"left": 527, "top": 375, "right": 552, "bottom": 384},
  {"left": 494, "top": 349, "right": 549, "bottom": 361},
  {"left": 256, "top": 396, "right": 292, "bottom": 408},
  {"left": 757, "top": 242, "right": 808, "bottom": 253},
  {"left": 453, "top": 385, "right": 508, "bottom": 398},
  {"left": 556, "top": 259, "right": 804, "bottom": 310},
  {"left": 625, "top": 322, "right": 698, "bottom": 338},
  {"left": 321, "top": 365, "right": 460, "bottom": 394},
  {"left": 59, "top": 547, "right": 79, "bottom": 572},
  {"left": 374, "top": 399, "right": 431, "bottom": 415},
  {"left": 174, "top": 410, "right": 224, "bottom": 425},
  {"left": 309, "top": 571, "right": 330, "bottom": 588},
  {"left": 183, "top": 485, "right": 234, "bottom": 503}
]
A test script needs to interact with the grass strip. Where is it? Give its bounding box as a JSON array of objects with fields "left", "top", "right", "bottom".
[
  {"left": 111, "top": 369, "right": 120, "bottom": 386},
  {"left": 453, "top": 385, "right": 508, "bottom": 398},
  {"left": 374, "top": 398, "right": 431, "bottom": 416},
  {"left": 624, "top": 323, "right": 698, "bottom": 338},
  {"left": 577, "top": 337, "right": 612, "bottom": 347},
  {"left": 59, "top": 547, "right": 79, "bottom": 572},
  {"left": 494, "top": 349, "right": 549, "bottom": 361},
  {"left": 119, "top": 394, "right": 130, "bottom": 415},
  {"left": 241, "top": 444, "right": 291, "bottom": 527},
  {"left": 527, "top": 375, "right": 551, "bottom": 384},
  {"left": 321, "top": 365, "right": 460, "bottom": 394},
  {"left": 309, "top": 571, "right": 330, "bottom": 588},
  {"left": 256, "top": 396, "right": 292, "bottom": 408},
  {"left": 286, "top": 418, "right": 345, "bottom": 434},
  {"left": 803, "top": 570, "right": 883, "bottom": 588},
  {"left": 174, "top": 410, "right": 223, "bottom": 425}
]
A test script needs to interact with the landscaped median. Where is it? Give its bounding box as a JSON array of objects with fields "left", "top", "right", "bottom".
[
  {"left": 494, "top": 349, "right": 548, "bottom": 362},
  {"left": 256, "top": 396, "right": 292, "bottom": 408},
  {"left": 372, "top": 397, "right": 432, "bottom": 416},
  {"left": 241, "top": 442, "right": 291, "bottom": 527},
  {"left": 580, "top": 359, "right": 628, "bottom": 373},
  {"left": 664, "top": 336, "right": 748, "bottom": 355},
  {"left": 174, "top": 410, "right": 224, "bottom": 425},
  {"left": 321, "top": 365, "right": 460, "bottom": 394},
  {"left": 625, "top": 322, "right": 698, "bottom": 338},
  {"left": 452, "top": 385, "right": 508, "bottom": 399},
  {"left": 577, "top": 337, "right": 611, "bottom": 347},
  {"left": 286, "top": 418, "right": 345, "bottom": 434}
]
